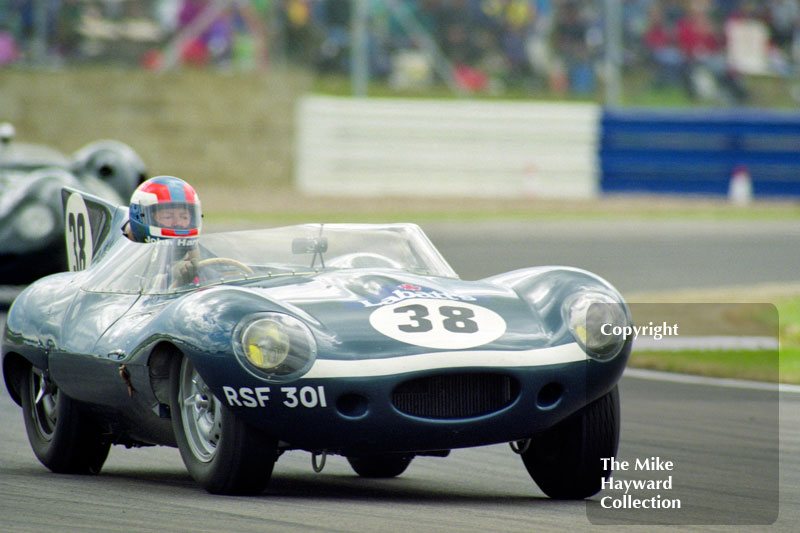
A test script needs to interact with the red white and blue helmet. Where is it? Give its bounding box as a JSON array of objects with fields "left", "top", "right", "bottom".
[{"left": 128, "top": 176, "right": 201, "bottom": 243}]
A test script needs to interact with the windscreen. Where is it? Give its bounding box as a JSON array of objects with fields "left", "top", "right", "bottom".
[{"left": 83, "top": 223, "right": 458, "bottom": 295}]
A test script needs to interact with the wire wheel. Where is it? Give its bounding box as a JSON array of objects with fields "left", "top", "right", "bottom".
[{"left": 178, "top": 358, "right": 223, "bottom": 463}]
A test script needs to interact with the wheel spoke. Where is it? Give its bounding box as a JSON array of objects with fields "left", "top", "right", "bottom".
[
  {"left": 34, "top": 385, "right": 45, "bottom": 405},
  {"left": 183, "top": 393, "right": 208, "bottom": 410},
  {"left": 32, "top": 368, "right": 45, "bottom": 404}
]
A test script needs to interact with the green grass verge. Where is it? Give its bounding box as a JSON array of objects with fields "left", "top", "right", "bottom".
[
  {"left": 628, "top": 349, "right": 788, "bottom": 384},
  {"left": 775, "top": 296, "right": 800, "bottom": 348},
  {"left": 628, "top": 295, "right": 800, "bottom": 384},
  {"left": 776, "top": 296, "right": 800, "bottom": 383},
  {"left": 780, "top": 348, "right": 800, "bottom": 384}
]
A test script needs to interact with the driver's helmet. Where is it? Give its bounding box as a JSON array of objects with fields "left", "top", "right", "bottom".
[{"left": 128, "top": 176, "right": 201, "bottom": 243}]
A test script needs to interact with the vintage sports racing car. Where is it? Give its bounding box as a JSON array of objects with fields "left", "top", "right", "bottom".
[
  {"left": 0, "top": 123, "right": 146, "bottom": 283},
  {"left": 2, "top": 189, "right": 631, "bottom": 498}
]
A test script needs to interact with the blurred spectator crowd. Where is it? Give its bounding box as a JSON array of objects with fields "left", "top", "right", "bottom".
[{"left": 1, "top": 0, "right": 799, "bottom": 101}]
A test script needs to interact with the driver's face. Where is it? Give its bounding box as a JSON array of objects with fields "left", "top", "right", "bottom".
[{"left": 154, "top": 207, "right": 192, "bottom": 228}]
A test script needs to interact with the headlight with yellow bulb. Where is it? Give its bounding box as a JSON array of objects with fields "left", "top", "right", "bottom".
[
  {"left": 233, "top": 312, "right": 317, "bottom": 380},
  {"left": 562, "top": 291, "right": 629, "bottom": 362}
]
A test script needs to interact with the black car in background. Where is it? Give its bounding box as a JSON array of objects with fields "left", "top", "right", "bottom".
[{"left": 0, "top": 123, "right": 146, "bottom": 284}]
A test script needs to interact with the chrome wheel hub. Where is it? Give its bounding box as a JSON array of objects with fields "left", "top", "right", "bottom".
[
  {"left": 179, "top": 358, "right": 222, "bottom": 462},
  {"left": 30, "top": 368, "right": 58, "bottom": 441}
]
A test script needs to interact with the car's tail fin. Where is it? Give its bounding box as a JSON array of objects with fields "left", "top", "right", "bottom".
[{"left": 61, "top": 187, "right": 126, "bottom": 272}]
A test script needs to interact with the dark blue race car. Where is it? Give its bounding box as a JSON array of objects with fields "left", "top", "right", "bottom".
[{"left": 2, "top": 188, "right": 631, "bottom": 497}]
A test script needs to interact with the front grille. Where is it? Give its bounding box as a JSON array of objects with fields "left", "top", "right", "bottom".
[{"left": 392, "top": 373, "right": 518, "bottom": 419}]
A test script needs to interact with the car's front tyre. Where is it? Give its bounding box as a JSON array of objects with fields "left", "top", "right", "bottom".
[
  {"left": 20, "top": 365, "right": 110, "bottom": 474},
  {"left": 170, "top": 355, "right": 278, "bottom": 495},
  {"left": 521, "top": 385, "right": 620, "bottom": 499}
]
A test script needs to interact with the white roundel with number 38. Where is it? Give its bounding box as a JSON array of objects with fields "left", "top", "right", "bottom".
[
  {"left": 369, "top": 298, "right": 507, "bottom": 349},
  {"left": 64, "top": 193, "right": 94, "bottom": 272}
]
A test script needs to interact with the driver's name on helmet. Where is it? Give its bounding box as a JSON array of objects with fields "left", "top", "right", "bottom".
[{"left": 125, "top": 175, "right": 201, "bottom": 244}]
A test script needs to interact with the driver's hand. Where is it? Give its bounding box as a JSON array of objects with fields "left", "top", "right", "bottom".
[{"left": 169, "top": 258, "right": 199, "bottom": 287}]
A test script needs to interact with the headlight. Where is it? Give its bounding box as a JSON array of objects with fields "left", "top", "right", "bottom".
[
  {"left": 233, "top": 312, "right": 317, "bottom": 380},
  {"left": 15, "top": 203, "right": 56, "bottom": 241},
  {"left": 563, "top": 291, "right": 629, "bottom": 361}
]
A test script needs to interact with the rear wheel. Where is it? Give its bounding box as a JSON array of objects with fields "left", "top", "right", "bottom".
[
  {"left": 20, "top": 366, "right": 110, "bottom": 474},
  {"left": 170, "top": 356, "right": 278, "bottom": 494},
  {"left": 521, "top": 385, "right": 620, "bottom": 499},
  {"left": 347, "top": 454, "right": 414, "bottom": 478}
]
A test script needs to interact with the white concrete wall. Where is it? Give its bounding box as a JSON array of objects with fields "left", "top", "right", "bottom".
[{"left": 295, "top": 95, "right": 600, "bottom": 199}]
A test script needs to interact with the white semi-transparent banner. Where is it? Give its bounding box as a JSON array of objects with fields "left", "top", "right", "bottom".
[{"left": 295, "top": 95, "right": 600, "bottom": 199}]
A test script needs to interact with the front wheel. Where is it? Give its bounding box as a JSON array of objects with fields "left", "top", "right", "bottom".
[
  {"left": 20, "top": 365, "right": 110, "bottom": 474},
  {"left": 347, "top": 454, "right": 414, "bottom": 478},
  {"left": 170, "top": 355, "right": 278, "bottom": 494},
  {"left": 521, "top": 385, "right": 620, "bottom": 499}
]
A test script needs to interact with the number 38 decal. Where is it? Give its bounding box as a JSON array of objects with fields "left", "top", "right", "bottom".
[
  {"left": 369, "top": 298, "right": 506, "bottom": 349},
  {"left": 64, "top": 193, "right": 94, "bottom": 272}
]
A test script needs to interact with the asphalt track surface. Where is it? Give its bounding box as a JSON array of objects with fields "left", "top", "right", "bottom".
[
  {"left": 1, "top": 219, "right": 799, "bottom": 532},
  {"left": 422, "top": 219, "right": 800, "bottom": 291}
]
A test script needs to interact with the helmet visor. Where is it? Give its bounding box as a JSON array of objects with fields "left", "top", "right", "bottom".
[{"left": 142, "top": 202, "right": 202, "bottom": 233}]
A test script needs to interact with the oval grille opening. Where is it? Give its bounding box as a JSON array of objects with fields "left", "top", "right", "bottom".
[{"left": 392, "top": 373, "right": 518, "bottom": 419}]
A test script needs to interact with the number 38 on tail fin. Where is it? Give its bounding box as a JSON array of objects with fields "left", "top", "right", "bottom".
[{"left": 62, "top": 188, "right": 123, "bottom": 272}]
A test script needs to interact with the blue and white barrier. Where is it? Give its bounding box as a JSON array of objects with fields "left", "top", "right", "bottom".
[{"left": 295, "top": 96, "right": 800, "bottom": 199}]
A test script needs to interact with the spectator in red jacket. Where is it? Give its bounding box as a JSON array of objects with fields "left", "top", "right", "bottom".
[
  {"left": 675, "top": 0, "right": 748, "bottom": 102},
  {"left": 643, "top": 3, "right": 684, "bottom": 88}
]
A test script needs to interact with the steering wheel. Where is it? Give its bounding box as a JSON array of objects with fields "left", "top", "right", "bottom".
[{"left": 197, "top": 257, "right": 254, "bottom": 275}]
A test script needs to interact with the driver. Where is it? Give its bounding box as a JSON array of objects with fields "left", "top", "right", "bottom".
[
  {"left": 123, "top": 175, "right": 202, "bottom": 286},
  {"left": 123, "top": 175, "right": 201, "bottom": 243}
]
